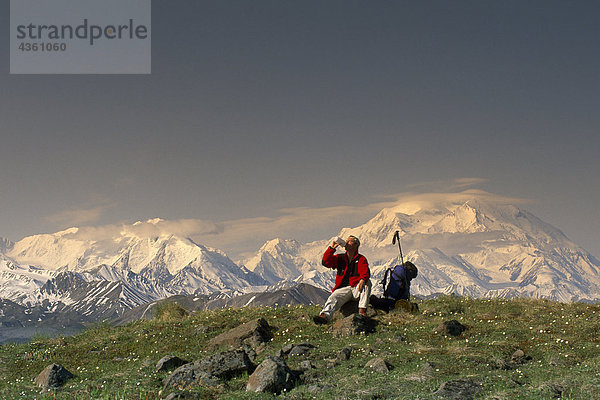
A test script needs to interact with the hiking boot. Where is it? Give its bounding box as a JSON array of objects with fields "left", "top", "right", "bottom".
[{"left": 312, "top": 313, "right": 328, "bottom": 325}]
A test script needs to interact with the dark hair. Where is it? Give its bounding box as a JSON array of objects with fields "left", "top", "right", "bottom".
[
  {"left": 404, "top": 261, "right": 418, "bottom": 278},
  {"left": 347, "top": 235, "right": 360, "bottom": 247}
]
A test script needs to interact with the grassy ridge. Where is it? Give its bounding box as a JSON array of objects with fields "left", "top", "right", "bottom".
[{"left": 1, "top": 296, "right": 600, "bottom": 399}]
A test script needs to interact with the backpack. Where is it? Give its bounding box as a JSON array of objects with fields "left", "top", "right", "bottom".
[{"left": 382, "top": 261, "right": 418, "bottom": 301}]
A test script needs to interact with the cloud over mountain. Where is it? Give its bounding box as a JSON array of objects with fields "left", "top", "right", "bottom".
[{"left": 33, "top": 189, "right": 534, "bottom": 261}]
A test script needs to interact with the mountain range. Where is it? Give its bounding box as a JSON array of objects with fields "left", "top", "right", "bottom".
[
  {"left": 2, "top": 192, "right": 600, "bottom": 342},
  {"left": 243, "top": 198, "right": 600, "bottom": 302}
]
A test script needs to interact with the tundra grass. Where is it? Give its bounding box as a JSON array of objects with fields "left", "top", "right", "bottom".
[{"left": 1, "top": 297, "right": 599, "bottom": 399}]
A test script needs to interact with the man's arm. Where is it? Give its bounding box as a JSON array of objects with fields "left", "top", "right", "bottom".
[
  {"left": 322, "top": 245, "right": 339, "bottom": 269},
  {"left": 356, "top": 256, "right": 370, "bottom": 292},
  {"left": 357, "top": 256, "right": 370, "bottom": 281}
]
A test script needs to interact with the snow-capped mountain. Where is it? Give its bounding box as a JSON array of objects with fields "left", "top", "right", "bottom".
[
  {"left": 243, "top": 239, "right": 304, "bottom": 284},
  {"left": 242, "top": 238, "right": 335, "bottom": 288},
  {"left": 244, "top": 197, "right": 600, "bottom": 302},
  {"left": 1, "top": 220, "right": 267, "bottom": 314},
  {"left": 9, "top": 221, "right": 239, "bottom": 275},
  {"left": 1, "top": 255, "right": 60, "bottom": 305}
]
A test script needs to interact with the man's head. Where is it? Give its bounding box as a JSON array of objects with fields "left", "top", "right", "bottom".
[{"left": 345, "top": 235, "right": 360, "bottom": 252}]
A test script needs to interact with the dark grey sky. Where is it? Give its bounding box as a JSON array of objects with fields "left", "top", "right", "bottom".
[{"left": 1, "top": 1, "right": 599, "bottom": 257}]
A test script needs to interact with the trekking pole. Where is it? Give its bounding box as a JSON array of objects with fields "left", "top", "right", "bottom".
[
  {"left": 392, "top": 230, "right": 404, "bottom": 266},
  {"left": 380, "top": 230, "right": 402, "bottom": 289}
]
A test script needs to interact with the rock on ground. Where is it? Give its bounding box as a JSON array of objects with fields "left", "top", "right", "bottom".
[
  {"left": 435, "top": 320, "right": 466, "bottom": 337},
  {"left": 246, "top": 356, "right": 295, "bottom": 394},
  {"left": 164, "top": 392, "right": 203, "bottom": 400},
  {"left": 299, "top": 360, "right": 315, "bottom": 371},
  {"left": 208, "top": 318, "right": 273, "bottom": 348},
  {"left": 338, "top": 300, "right": 378, "bottom": 318},
  {"left": 163, "top": 362, "right": 212, "bottom": 391},
  {"left": 434, "top": 378, "right": 482, "bottom": 399},
  {"left": 288, "top": 343, "right": 316, "bottom": 357},
  {"left": 389, "top": 299, "right": 420, "bottom": 314},
  {"left": 156, "top": 355, "right": 188, "bottom": 373},
  {"left": 279, "top": 342, "right": 317, "bottom": 358},
  {"left": 337, "top": 347, "right": 352, "bottom": 362},
  {"left": 365, "top": 358, "right": 391, "bottom": 374},
  {"left": 332, "top": 314, "right": 378, "bottom": 337},
  {"left": 34, "top": 364, "right": 74, "bottom": 388},
  {"left": 163, "top": 349, "right": 254, "bottom": 391},
  {"left": 197, "top": 349, "right": 255, "bottom": 379},
  {"left": 511, "top": 348, "right": 531, "bottom": 364},
  {"left": 406, "top": 361, "right": 437, "bottom": 382},
  {"left": 422, "top": 361, "right": 437, "bottom": 374}
]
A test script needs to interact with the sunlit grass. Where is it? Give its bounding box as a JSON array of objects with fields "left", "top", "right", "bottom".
[{"left": 1, "top": 298, "right": 599, "bottom": 399}]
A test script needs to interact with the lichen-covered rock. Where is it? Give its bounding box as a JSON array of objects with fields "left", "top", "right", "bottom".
[
  {"left": 34, "top": 364, "right": 74, "bottom": 388},
  {"left": 434, "top": 378, "right": 482, "bottom": 399},
  {"left": 208, "top": 318, "right": 273, "bottom": 348},
  {"left": 299, "top": 360, "right": 315, "bottom": 371},
  {"left": 279, "top": 342, "right": 316, "bottom": 358},
  {"left": 511, "top": 349, "right": 532, "bottom": 364},
  {"left": 406, "top": 361, "right": 437, "bottom": 382},
  {"left": 435, "top": 320, "right": 466, "bottom": 337},
  {"left": 422, "top": 362, "right": 437, "bottom": 374},
  {"left": 365, "top": 358, "right": 391, "bottom": 374},
  {"left": 163, "top": 350, "right": 254, "bottom": 391},
  {"left": 338, "top": 301, "right": 377, "bottom": 318},
  {"left": 279, "top": 343, "right": 294, "bottom": 357},
  {"left": 332, "top": 314, "right": 377, "bottom": 337},
  {"left": 197, "top": 349, "right": 255, "bottom": 379},
  {"left": 164, "top": 392, "right": 203, "bottom": 400},
  {"left": 512, "top": 349, "right": 525, "bottom": 360},
  {"left": 337, "top": 347, "right": 352, "bottom": 362},
  {"left": 288, "top": 343, "right": 316, "bottom": 357},
  {"left": 163, "top": 362, "right": 211, "bottom": 391},
  {"left": 246, "top": 356, "right": 294, "bottom": 394},
  {"left": 156, "top": 355, "right": 188, "bottom": 373}
]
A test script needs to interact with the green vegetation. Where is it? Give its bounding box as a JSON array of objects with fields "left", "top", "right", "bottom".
[
  {"left": 1, "top": 296, "right": 600, "bottom": 399},
  {"left": 153, "top": 301, "right": 189, "bottom": 322}
]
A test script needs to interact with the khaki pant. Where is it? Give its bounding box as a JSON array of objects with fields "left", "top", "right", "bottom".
[{"left": 320, "top": 280, "right": 372, "bottom": 320}]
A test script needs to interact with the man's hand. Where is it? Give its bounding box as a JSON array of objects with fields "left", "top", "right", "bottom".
[
  {"left": 331, "top": 241, "right": 339, "bottom": 249},
  {"left": 357, "top": 279, "right": 365, "bottom": 293}
]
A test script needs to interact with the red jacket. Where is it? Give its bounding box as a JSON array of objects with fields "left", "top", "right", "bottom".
[{"left": 322, "top": 246, "right": 370, "bottom": 292}]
